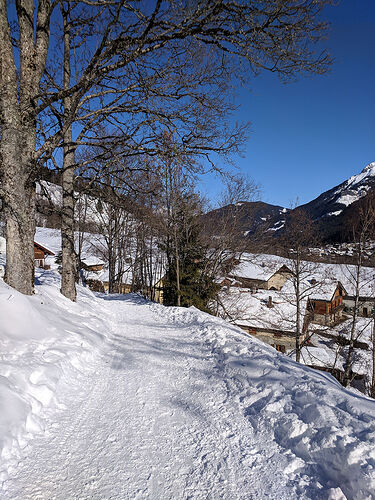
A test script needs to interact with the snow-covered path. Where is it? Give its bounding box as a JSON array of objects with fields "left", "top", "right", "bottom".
[
  {"left": 3, "top": 295, "right": 284, "bottom": 499},
  {"left": 2, "top": 288, "right": 375, "bottom": 499}
]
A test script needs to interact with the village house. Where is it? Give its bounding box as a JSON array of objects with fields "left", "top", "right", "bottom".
[
  {"left": 343, "top": 295, "right": 375, "bottom": 318},
  {"left": 217, "top": 286, "right": 309, "bottom": 353},
  {"left": 34, "top": 241, "right": 55, "bottom": 269},
  {"left": 306, "top": 281, "right": 347, "bottom": 326},
  {"left": 80, "top": 257, "right": 105, "bottom": 273},
  {"left": 0, "top": 237, "right": 55, "bottom": 273},
  {"left": 82, "top": 266, "right": 132, "bottom": 294},
  {"left": 152, "top": 276, "right": 164, "bottom": 304},
  {"left": 238, "top": 323, "right": 307, "bottom": 354},
  {"left": 226, "top": 256, "right": 292, "bottom": 292}
]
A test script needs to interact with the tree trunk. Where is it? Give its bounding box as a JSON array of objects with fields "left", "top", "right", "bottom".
[
  {"left": 174, "top": 224, "right": 181, "bottom": 307},
  {"left": 60, "top": 7, "right": 77, "bottom": 301},
  {"left": 370, "top": 318, "right": 375, "bottom": 399},
  {"left": 61, "top": 144, "right": 77, "bottom": 301},
  {"left": 2, "top": 128, "right": 36, "bottom": 295},
  {"left": 343, "top": 257, "right": 361, "bottom": 387},
  {"left": 0, "top": 0, "right": 47, "bottom": 295},
  {"left": 108, "top": 249, "right": 116, "bottom": 293},
  {"left": 295, "top": 256, "right": 301, "bottom": 363}
]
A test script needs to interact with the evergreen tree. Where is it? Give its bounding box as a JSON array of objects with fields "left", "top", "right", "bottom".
[{"left": 162, "top": 193, "right": 218, "bottom": 312}]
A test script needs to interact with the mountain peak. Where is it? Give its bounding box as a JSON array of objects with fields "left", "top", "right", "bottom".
[
  {"left": 362, "top": 161, "right": 375, "bottom": 174},
  {"left": 343, "top": 161, "right": 375, "bottom": 192}
]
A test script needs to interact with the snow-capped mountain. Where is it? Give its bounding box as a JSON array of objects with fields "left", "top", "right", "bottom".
[
  {"left": 299, "top": 161, "right": 375, "bottom": 221},
  {"left": 204, "top": 162, "right": 375, "bottom": 244},
  {"left": 333, "top": 162, "right": 375, "bottom": 211}
]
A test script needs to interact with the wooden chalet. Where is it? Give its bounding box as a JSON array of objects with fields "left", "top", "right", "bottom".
[
  {"left": 34, "top": 241, "right": 55, "bottom": 269},
  {"left": 307, "top": 281, "right": 347, "bottom": 326}
]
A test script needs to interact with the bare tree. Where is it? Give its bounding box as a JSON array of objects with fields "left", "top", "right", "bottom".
[
  {"left": 1, "top": 0, "right": 334, "bottom": 295},
  {"left": 131, "top": 202, "right": 166, "bottom": 301},
  {"left": 278, "top": 208, "right": 321, "bottom": 362},
  {"left": 342, "top": 196, "right": 375, "bottom": 387},
  {"left": 75, "top": 191, "right": 90, "bottom": 269},
  {"left": 87, "top": 169, "right": 135, "bottom": 294},
  {"left": 370, "top": 321, "right": 375, "bottom": 398},
  {"left": 219, "top": 173, "right": 260, "bottom": 207},
  {"left": 202, "top": 173, "right": 262, "bottom": 312}
]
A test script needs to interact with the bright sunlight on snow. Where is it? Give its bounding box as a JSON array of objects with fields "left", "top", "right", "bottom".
[{"left": 1, "top": 271, "right": 375, "bottom": 499}]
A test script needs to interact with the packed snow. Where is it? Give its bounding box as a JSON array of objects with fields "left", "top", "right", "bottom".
[{"left": 1, "top": 271, "right": 375, "bottom": 499}]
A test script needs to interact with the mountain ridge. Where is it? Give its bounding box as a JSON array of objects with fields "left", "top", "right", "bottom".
[{"left": 204, "top": 161, "right": 375, "bottom": 244}]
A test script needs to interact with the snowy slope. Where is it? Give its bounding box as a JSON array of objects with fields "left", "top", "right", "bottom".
[
  {"left": 299, "top": 161, "right": 375, "bottom": 222},
  {"left": 1, "top": 273, "right": 375, "bottom": 499},
  {"left": 334, "top": 162, "right": 375, "bottom": 208}
]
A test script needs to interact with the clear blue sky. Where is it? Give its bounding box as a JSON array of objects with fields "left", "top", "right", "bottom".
[{"left": 202, "top": 0, "right": 375, "bottom": 208}]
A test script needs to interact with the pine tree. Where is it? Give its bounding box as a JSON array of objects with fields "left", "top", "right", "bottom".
[{"left": 162, "top": 194, "right": 218, "bottom": 311}]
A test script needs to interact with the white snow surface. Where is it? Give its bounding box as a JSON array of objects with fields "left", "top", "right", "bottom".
[
  {"left": 1, "top": 273, "right": 375, "bottom": 499},
  {"left": 327, "top": 211, "right": 343, "bottom": 217},
  {"left": 218, "top": 287, "right": 307, "bottom": 333},
  {"left": 344, "top": 162, "right": 375, "bottom": 190},
  {"left": 230, "top": 253, "right": 287, "bottom": 281}
]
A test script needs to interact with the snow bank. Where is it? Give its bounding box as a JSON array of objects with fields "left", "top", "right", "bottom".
[
  {"left": 153, "top": 305, "right": 375, "bottom": 499},
  {"left": 0, "top": 271, "right": 109, "bottom": 484}
]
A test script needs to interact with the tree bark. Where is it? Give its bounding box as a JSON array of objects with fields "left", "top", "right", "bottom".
[
  {"left": 295, "top": 254, "right": 301, "bottom": 363},
  {"left": 60, "top": 5, "right": 77, "bottom": 301},
  {"left": 0, "top": 0, "right": 50, "bottom": 295},
  {"left": 2, "top": 128, "right": 36, "bottom": 295},
  {"left": 174, "top": 223, "right": 181, "bottom": 307},
  {"left": 61, "top": 141, "right": 77, "bottom": 301}
]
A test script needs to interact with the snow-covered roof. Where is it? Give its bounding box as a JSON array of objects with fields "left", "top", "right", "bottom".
[
  {"left": 81, "top": 256, "right": 105, "bottom": 267},
  {"left": 308, "top": 281, "right": 345, "bottom": 302},
  {"left": 232, "top": 251, "right": 375, "bottom": 299},
  {"left": 34, "top": 240, "right": 55, "bottom": 256},
  {"left": 34, "top": 228, "right": 62, "bottom": 256},
  {"left": 218, "top": 287, "right": 306, "bottom": 334},
  {"left": 299, "top": 346, "right": 342, "bottom": 370},
  {"left": 84, "top": 267, "right": 133, "bottom": 285},
  {"left": 297, "top": 318, "right": 373, "bottom": 377},
  {"left": 230, "top": 254, "right": 289, "bottom": 282},
  {"left": 34, "top": 227, "right": 106, "bottom": 267}
]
